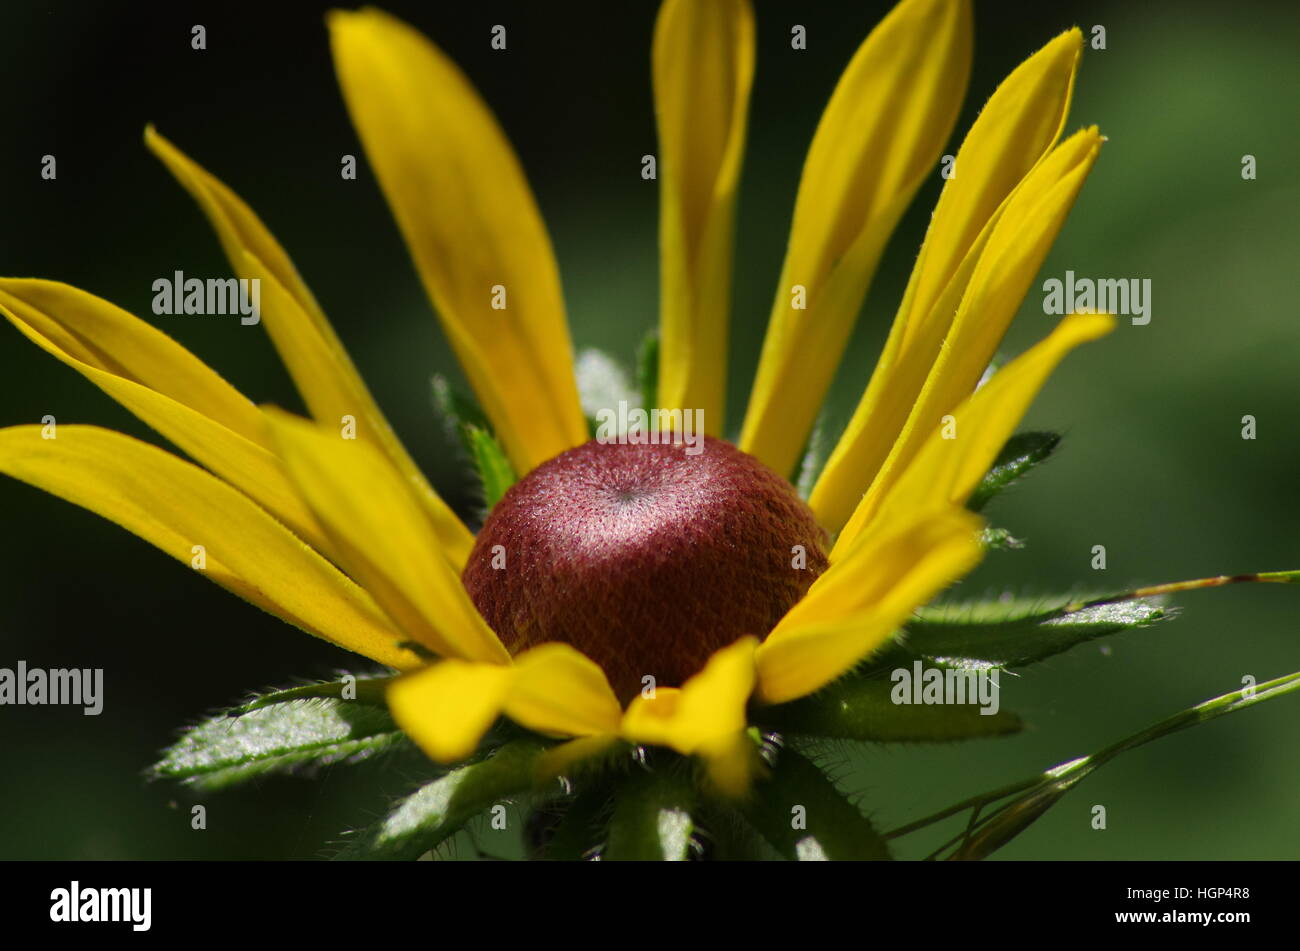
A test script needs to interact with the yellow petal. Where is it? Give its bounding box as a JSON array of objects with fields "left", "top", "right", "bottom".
[
  {"left": 756, "top": 507, "right": 983, "bottom": 704},
  {"left": 0, "top": 280, "right": 329, "bottom": 553},
  {"left": 653, "top": 0, "right": 754, "bottom": 434},
  {"left": 388, "top": 644, "right": 622, "bottom": 766},
  {"left": 329, "top": 9, "right": 586, "bottom": 474},
  {"left": 387, "top": 660, "right": 514, "bottom": 763},
  {"left": 507, "top": 643, "right": 624, "bottom": 739},
  {"left": 145, "top": 127, "right": 473, "bottom": 568},
  {"left": 0, "top": 425, "right": 416, "bottom": 669},
  {"left": 738, "top": 0, "right": 973, "bottom": 478},
  {"left": 622, "top": 636, "right": 758, "bottom": 795},
  {"left": 834, "top": 133, "right": 1105, "bottom": 551},
  {"left": 265, "top": 409, "right": 508, "bottom": 665},
  {"left": 811, "top": 29, "right": 1084, "bottom": 534},
  {"left": 848, "top": 313, "right": 1116, "bottom": 549},
  {"left": 900, "top": 28, "right": 1083, "bottom": 352}
]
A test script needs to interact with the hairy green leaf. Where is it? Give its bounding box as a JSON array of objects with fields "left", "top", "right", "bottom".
[
  {"left": 152, "top": 680, "right": 403, "bottom": 790},
  {"left": 335, "top": 739, "right": 549, "bottom": 861},
  {"left": 894, "top": 596, "right": 1171, "bottom": 669},
  {"left": 967, "top": 431, "right": 1061, "bottom": 512},
  {"left": 604, "top": 768, "right": 697, "bottom": 861},
  {"left": 536, "top": 786, "right": 612, "bottom": 861},
  {"left": 737, "top": 744, "right": 891, "bottom": 860}
]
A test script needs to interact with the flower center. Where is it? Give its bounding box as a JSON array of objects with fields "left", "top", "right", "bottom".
[{"left": 462, "top": 435, "right": 828, "bottom": 701}]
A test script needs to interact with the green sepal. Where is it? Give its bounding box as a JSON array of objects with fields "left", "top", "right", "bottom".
[
  {"left": 536, "top": 785, "right": 613, "bottom": 861},
  {"left": 463, "top": 425, "right": 515, "bottom": 508},
  {"left": 431, "top": 374, "right": 516, "bottom": 506},
  {"left": 151, "top": 677, "right": 404, "bottom": 791},
  {"left": 637, "top": 328, "right": 659, "bottom": 413},
  {"left": 754, "top": 668, "right": 1023, "bottom": 742},
  {"left": 967, "top": 431, "right": 1061, "bottom": 512},
  {"left": 431, "top": 374, "right": 491, "bottom": 447},
  {"left": 894, "top": 596, "right": 1171, "bottom": 669},
  {"left": 334, "top": 738, "right": 549, "bottom": 861},
  {"left": 604, "top": 765, "right": 697, "bottom": 861},
  {"left": 737, "top": 744, "right": 891, "bottom": 860}
]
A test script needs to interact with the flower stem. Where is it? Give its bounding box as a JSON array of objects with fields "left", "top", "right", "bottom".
[
  {"left": 1063, "top": 568, "right": 1300, "bottom": 614},
  {"left": 885, "top": 669, "right": 1300, "bottom": 859}
]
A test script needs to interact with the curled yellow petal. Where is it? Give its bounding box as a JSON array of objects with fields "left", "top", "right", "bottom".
[
  {"left": 507, "top": 644, "right": 624, "bottom": 739},
  {"left": 756, "top": 508, "right": 983, "bottom": 704},
  {"left": 265, "top": 409, "right": 508, "bottom": 665},
  {"left": 329, "top": 8, "right": 586, "bottom": 474},
  {"left": 739, "top": 0, "right": 973, "bottom": 478},
  {"left": 835, "top": 134, "right": 1105, "bottom": 552},
  {"left": 387, "top": 660, "right": 514, "bottom": 763},
  {"left": 654, "top": 0, "right": 754, "bottom": 434},
  {"left": 145, "top": 126, "right": 473, "bottom": 568},
  {"left": 389, "top": 643, "right": 622, "bottom": 766},
  {"left": 0, "top": 279, "right": 329, "bottom": 553},
  {"left": 812, "top": 28, "right": 1084, "bottom": 534},
  {"left": 0, "top": 425, "right": 416, "bottom": 669},
  {"left": 622, "top": 636, "right": 758, "bottom": 795}
]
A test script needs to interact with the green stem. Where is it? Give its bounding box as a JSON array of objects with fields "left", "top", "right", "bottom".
[
  {"left": 1064, "top": 569, "right": 1300, "bottom": 614},
  {"left": 886, "top": 669, "right": 1300, "bottom": 859}
]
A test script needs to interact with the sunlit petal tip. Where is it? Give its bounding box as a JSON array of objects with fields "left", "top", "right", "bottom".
[{"left": 0, "top": 424, "right": 417, "bottom": 670}]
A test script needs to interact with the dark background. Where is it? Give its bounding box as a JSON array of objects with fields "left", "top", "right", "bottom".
[{"left": 1, "top": 0, "right": 1296, "bottom": 859}]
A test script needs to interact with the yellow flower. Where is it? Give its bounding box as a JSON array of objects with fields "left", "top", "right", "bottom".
[{"left": 0, "top": 0, "right": 1113, "bottom": 798}]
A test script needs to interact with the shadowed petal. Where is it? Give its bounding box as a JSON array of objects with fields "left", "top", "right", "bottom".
[
  {"left": 0, "top": 425, "right": 417, "bottom": 669},
  {"left": 266, "top": 410, "right": 509, "bottom": 664},
  {"left": 0, "top": 279, "right": 329, "bottom": 554},
  {"left": 146, "top": 127, "right": 474, "bottom": 568}
]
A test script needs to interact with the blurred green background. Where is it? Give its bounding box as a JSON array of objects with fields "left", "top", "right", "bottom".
[{"left": 1, "top": 0, "right": 1296, "bottom": 859}]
